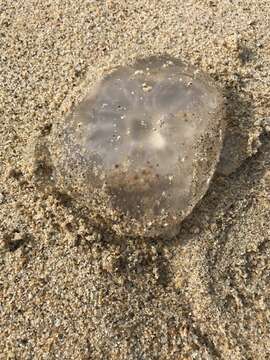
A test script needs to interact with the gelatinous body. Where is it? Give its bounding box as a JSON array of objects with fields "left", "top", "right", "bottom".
[{"left": 48, "top": 56, "right": 225, "bottom": 237}]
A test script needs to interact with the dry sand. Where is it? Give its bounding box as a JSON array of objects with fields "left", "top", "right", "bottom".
[{"left": 1, "top": 0, "right": 270, "bottom": 359}]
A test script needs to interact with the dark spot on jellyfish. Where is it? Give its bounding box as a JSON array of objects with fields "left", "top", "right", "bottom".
[
  {"left": 142, "top": 169, "right": 148, "bottom": 176},
  {"left": 50, "top": 55, "right": 225, "bottom": 237},
  {"left": 131, "top": 118, "right": 150, "bottom": 139}
]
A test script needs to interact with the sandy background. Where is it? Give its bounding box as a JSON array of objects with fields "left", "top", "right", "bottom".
[{"left": 1, "top": 0, "right": 270, "bottom": 359}]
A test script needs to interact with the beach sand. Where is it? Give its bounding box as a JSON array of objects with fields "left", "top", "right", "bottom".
[{"left": 1, "top": 0, "right": 269, "bottom": 358}]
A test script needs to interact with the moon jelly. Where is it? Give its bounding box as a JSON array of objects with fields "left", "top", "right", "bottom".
[{"left": 47, "top": 56, "right": 225, "bottom": 238}]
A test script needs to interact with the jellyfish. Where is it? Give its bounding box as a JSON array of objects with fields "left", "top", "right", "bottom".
[{"left": 44, "top": 56, "right": 225, "bottom": 238}]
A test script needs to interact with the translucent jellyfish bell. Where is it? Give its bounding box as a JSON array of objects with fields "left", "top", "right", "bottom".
[{"left": 48, "top": 56, "right": 225, "bottom": 238}]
